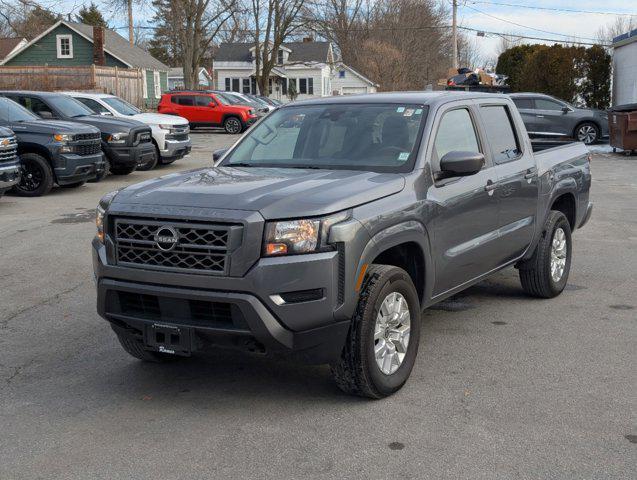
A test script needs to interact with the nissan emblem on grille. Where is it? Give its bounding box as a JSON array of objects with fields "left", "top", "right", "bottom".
[{"left": 153, "top": 226, "right": 179, "bottom": 251}]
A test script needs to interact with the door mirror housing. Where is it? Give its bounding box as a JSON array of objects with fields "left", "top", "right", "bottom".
[
  {"left": 561, "top": 106, "right": 570, "bottom": 114},
  {"left": 99, "top": 111, "right": 113, "bottom": 116},
  {"left": 212, "top": 148, "right": 228, "bottom": 162},
  {"left": 208, "top": 102, "right": 216, "bottom": 108},
  {"left": 439, "top": 151, "right": 485, "bottom": 176},
  {"left": 37, "top": 110, "right": 53, "bottom": 119}
]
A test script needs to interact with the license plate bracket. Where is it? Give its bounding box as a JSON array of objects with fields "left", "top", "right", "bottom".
[{"left": 144, "top": 323, "right": 192, "bottom": 356}]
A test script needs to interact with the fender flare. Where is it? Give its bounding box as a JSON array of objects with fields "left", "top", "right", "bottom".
[{"left": 356, "top": 220, "right": 434, "bottom": 306}]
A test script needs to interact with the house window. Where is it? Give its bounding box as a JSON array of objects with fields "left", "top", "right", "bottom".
[
  {"left": 339, "top": 70, "right": 345, "bottom": 78},
  {"left": 242, "top": 78, "right": 251, "bottom": 94},
  {"left": 56, "top": 35, "right": 73, "bottom": 59},
  {"left": 277, "top": 49, "right": 284, "bottom": 64},
  {"left": 298, "top": 78, "right": 313, "bottom": 95},
  {"left": 153, "top": 71, "right": 161, "bottom": 98},
  {"left": 232, "top": 78, "right": 240, "bottom": 92},
  {"left": 225, "top": 78, "right": 230, "bottom": 91}
]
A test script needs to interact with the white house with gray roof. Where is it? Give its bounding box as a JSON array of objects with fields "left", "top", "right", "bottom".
[{"left": 214, "top": 40, "right": 376, "bottom": 102}]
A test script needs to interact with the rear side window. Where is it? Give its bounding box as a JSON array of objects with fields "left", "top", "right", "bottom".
[
  {"left": 433, "top": 108, "right": 480, "bottom": 170},
  {"left": 535, "top": 98, "right": 563, "bottom": 111},
  {"left": 76, "top": 97, "right": 109, "bottom": 114},
  {"left": 512, "top": 98, "right": 533, "bottom": 109},
  {"left": 480, "top": 105, "right": 521, "bottom": 164},
  {"left": 172, "top": 95, "right": 195, "bottom": 106}
]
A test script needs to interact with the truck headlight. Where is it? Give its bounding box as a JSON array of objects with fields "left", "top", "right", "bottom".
[
  {"left": 263, "top": 211, "right": 349, "bottom": 256},
  {"left": 106, "top": 132, "right": 128, "bottom": 144},
  {"left": 158, "top": 124, "right": 172, "bottom": 131},
  {"left": 95, "top": 190, "right": 120, "bottom": 243},
  {"left": 53, "top": 133, "right": 72, "bottom": 143}
]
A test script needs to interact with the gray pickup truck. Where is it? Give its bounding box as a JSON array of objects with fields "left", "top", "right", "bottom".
[
  {"left": 93, "top": 92, "right": 592, "bottom": 398},
  {"left": 0, "top": 126, "right": 20, "bottom": 197}
]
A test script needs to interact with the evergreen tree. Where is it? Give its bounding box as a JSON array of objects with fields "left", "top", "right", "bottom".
[{"left": 75, "top": 3, "right": 109, "bottom": 27}]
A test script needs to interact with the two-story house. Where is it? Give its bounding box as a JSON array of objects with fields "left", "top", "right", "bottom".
[{"left": 214, "top": 39, "right": 375, "bottom": 102}]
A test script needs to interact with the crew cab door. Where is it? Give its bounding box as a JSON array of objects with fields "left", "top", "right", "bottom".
[
  {"left": 427, "top": 103, "right": 502, "bottom": 296},
  {"left": 478, "top": 102, "right": 539, "bottom": 262}
]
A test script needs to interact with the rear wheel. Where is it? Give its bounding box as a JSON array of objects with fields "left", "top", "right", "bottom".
[
  {"left": 518, "top": 210, "right": 572, "bottom": 298},
  {"left": 223, "top": 116, "right": 242, "bottom": 134},
  {"left": 575, "top": 122, "right": 599, "bottom": 145},
  {"left": 331, "top": 264, "right": 421, "bottom": 398},
  {"left": 13, "top": 153, "right": 54, "bottom": 197}
]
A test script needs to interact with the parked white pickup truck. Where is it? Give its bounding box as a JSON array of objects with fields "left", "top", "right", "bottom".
[{"left": 65, "top": 92, "right": 192, "bottom": 170}]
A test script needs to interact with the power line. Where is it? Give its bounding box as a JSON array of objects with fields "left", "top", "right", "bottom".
[
  {"left": 461, "top": 4, "right": 601, "bottom": 42},
  {"left": 458, "top": 26, "right": 609, "bottom": 46},
  {"left": 465, "top": 1, "right": 637, "bottom": 16}
]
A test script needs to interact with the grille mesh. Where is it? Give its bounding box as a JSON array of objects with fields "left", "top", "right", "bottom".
[
  {"left": 0, "top": 136, "right": 18, "bottom": 164},
  {"left": 114, "top": 219, "right": 237, "bottom": 274}
]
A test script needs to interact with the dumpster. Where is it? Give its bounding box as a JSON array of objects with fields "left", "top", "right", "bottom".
[{"left": 608, "top": 103, "right": 637, "bottom": 154}]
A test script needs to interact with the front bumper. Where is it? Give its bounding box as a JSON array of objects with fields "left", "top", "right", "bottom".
[
  {"left": 93, "top": 236, "right": 349, "bottom": 364},
  {"left": 160, "top": 138, "right": 192, "bottom": 159},
  {"left": 0, "top": 160, "right": 20, "bottom": 191},
  {"left": 103, "top": 142, "right": 156, "bottom": 168},
  {"left": 53, "top": 152, "right": 103, "bottom": 184}
]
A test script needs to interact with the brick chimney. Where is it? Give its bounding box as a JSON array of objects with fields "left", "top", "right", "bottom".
[{"left": 93, "top": 26, "right": 105, "bottom": 66}]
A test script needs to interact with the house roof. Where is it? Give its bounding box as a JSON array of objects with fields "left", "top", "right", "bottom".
[
  {"left": 335, "top": 62, "right": 379, "bottom": 87},
  {"left": 613, "top": 28, "right": 637, "bottom": 48},
  {"left": 167, "top": 67, "right": 212, "bottom": 78},
  {"left": 216, "top": 41, "right": 331, "bottom": 63},
  {"left": 0, "top": 37, "right": 26, "bottom": 60},
  {"left": 1, "top": 20, "right": 168, "bottom": 70}
]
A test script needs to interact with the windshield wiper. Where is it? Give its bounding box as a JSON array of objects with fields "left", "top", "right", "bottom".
[{"left": 226, "top": 162, "right": 255, "bottom": 167}]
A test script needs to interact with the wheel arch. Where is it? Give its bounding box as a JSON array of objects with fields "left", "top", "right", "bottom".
[
  {"left": 550, "top": 192, "right": 577, "bottom": 230},
  {"left": 573, "top": 119, "right": 601, "bottom": 140}
]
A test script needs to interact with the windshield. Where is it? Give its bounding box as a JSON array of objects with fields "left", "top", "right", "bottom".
[
  {"left": 222, "top": 103, "right": 428, "bottom": 172},
  {"left": 0, "top": 97, "right": 39, "bottom": 122},
  {"left": 48, "top": 95, "right": 94, "bottom": 118},
  {"left": 214, "top": 92, "right": 239, "bottom": 106},
  {"left": 103, "top": 96, "right": 141, "bottom": 115}
]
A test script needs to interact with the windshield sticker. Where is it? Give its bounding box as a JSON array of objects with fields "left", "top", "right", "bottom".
[
  {"left": 403, "top": 109, "right": 414, "bottom": 117},
  {"left": 396, "top": 107, "right": 405, "bottom": 113},
  {"left": 398, "top": 152, "right": 410, "bottom": 161},
  {"left": 415, "top": 108, "right": 423, "bottom": 115}
]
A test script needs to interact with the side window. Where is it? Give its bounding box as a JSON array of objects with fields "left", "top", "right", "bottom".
[
  {"left": 174, "top": 96, "right": 194, "bottom": 106},
  {"left": 535, "top": 98, "right": 563, "bottom": 111},
  {"left": 77, "top": 98, "right": 109, "bottom": 114},
  {"left": 480, "top": 105, "right": 521, "bottom": 164},
  {"left": 195, "top": 96, "right": 213, "bottom": 107},
  {"left": 433, "top": 108, "right": 480, "bottom": 170},
  {"left": 20, "top": 97, "right": 53, "bottom": 116},
  {"left": 512, "top": 98, "right": 534, "bottom": 110}
]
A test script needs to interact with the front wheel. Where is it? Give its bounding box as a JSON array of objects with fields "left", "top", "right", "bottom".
[
  {"left": 110, "top": 163, "right": 137, "bottom": 175},
  {"left": 518, "top": 210, "right": 572, "bottom": 298},
  {"left": 13, "top": 153, "right": 54, "bottom": 197},
  {"left": 136, "top": 148, "right": 158, "bottom": 171},
  {"left": 223, "top": 116, "right": 243, "bottom": 134},
  {"left": 575, "top": 122, "right": 599, "bottom": 145},
  {"left": 331, "top": 265, "right": 421, "bottom": 398}
]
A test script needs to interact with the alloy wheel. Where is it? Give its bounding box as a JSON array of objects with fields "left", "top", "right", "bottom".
[
  {"left": 374, "top": 291, "right": 411, "bottom": 375},
  {"left": 19, "top": 160, "right": 43, "bottom": 192},
  {"left": 577, "top": 125, "right": 597, "bottom": 144},
  {"left": 550, "top": 227, "right": 567, "bottom": 282},
  {"left": 226, "top": 118, "right": 241, "bottom": 134}
]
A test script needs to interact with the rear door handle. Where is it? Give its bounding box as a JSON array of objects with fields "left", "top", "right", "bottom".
[{"left": 524, "top": 168, "right": 537, "bottom": 179}]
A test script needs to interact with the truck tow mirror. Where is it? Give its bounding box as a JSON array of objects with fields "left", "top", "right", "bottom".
[
  {"left": 38, "top": 110, "right": 53, "bottom": 119},
  {"left": 213, "top": 148, "right": 228, "bottom": 162},
  {"left": 440, "top": 151, "right": 484, "bottom": 176}
]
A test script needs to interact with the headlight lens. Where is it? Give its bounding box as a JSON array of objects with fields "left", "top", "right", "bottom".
[
  {"left": 95, "top": 190, "right": 120, "bottom": 243},
  {"left": 53, "top": 133, "right": 72, "bottom": 143},
  {"left": 158, "top": 124, "right": 172, "bottom": 131},
  {"left": 263, "top": 211, "right": 349, "bottom": 256},
  {"left": 106, "top": 132, "right": 128, "bottom": 144}
]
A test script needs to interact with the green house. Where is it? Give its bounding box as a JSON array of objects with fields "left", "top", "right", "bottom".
[{"left": 0, "top": 20, "right": 168, "bottom": 109}]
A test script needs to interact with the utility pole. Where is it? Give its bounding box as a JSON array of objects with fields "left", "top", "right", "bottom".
[
  {"left": 452, "top": 0, "right": 458, "bottom": 69},
  {"left": 128, "top": 0, "right": 134, "bottom": 47}
]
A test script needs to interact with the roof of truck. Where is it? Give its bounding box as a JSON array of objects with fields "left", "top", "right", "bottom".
[{"left": 290, "top": 91, "right": 509, "bottom": 107}]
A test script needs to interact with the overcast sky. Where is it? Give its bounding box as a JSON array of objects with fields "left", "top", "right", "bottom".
[{"left": 49, "top": 0, "right": 636, "bottom": 63}]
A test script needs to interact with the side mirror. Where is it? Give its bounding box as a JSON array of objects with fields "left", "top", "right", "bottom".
[
  {"left": 440, "top": 151, "right": 485, "bottom": 176},
  {"left": 213, "top": 148, "right": 228, "bottom": 162},
  {"left": 38, "top": 111, "right": 53, "bottom": 119},
  {"left": 208, "top": 102, "right": 216, "bottom": 108},
  {"left": 99, "top": 111, "right": 113, "bottom": 116},
  {"left": 562, "top": 106, "right": 570, "bottom": 114}
]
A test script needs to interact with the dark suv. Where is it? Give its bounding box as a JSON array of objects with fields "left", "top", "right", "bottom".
[
  {"left": 0, "top": 91, "right": 155, "bottom": 175},
  {"left": 0, "top": 96, "right": 103, "bottom": 196},
  {"left": 510, "top": 93, "right": 609, "bottom": 145}
]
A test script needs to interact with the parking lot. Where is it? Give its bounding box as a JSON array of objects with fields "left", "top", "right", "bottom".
[{"left": 0, "top": 132, "right": 635, "bottom": 479}]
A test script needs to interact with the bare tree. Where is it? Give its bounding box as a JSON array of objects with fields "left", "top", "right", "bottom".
[
  {"left": 0, "top": 0, "right": 59, "bottom": 39},
  {"left": 249, "top": 0, "right": 308, "bottom": 95},
  {"left": 596, "top": 16, "right": 635, "bottom": 44}
]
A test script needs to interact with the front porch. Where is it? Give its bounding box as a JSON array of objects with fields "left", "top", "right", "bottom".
[{"left": 222, "top": 67, "right": 289, "bottom": 100}]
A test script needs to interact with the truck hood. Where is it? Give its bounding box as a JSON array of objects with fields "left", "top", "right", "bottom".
[
  {"left": 112, "top": 166, "right": 406, "bottom": 219},
  {"left": 74, "top": 115, "right": 147, "bottom": 132},
  {"left": 130, "top": 112, "right": 188, "bottom": 126},
  {"left": 8, "top": 119, "right": 100, "bottom": 135}
]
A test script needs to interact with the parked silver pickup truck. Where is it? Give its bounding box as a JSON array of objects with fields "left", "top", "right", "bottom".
[{"left": 93, "top": 92, "right": 592, "bottom": 398}]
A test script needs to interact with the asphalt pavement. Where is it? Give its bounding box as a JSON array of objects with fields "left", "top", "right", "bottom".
[{"left": 0, "top": 132, "right": 635, "bottom": 479}]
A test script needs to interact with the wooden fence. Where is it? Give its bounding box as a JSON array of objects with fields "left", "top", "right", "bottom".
[{"left": 0, "top": 65, "right": 146, "bottom": 108}]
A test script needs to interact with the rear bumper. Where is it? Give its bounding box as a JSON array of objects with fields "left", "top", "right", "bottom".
[{"left": 0, "top": 160, "right": 20, "bottom": 191}]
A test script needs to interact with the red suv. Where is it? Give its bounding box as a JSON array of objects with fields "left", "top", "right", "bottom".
[{"left": 158, "top": 91, "right": 257, "bottom": 134}]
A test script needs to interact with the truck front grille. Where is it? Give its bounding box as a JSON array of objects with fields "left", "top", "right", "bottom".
[
  {"left": 0, "top": 136, "right": 18, "bottom": 164},
  {"left": 113, "top": 218, "right": 240, "bottom": 275},
  {"left": 75, "top": 132, "right": 101, "bottom": 141},
  {"left": 72, "top": 142, "right": 101, "bottom": 155}
]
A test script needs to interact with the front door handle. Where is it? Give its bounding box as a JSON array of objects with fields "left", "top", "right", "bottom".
[
  {"left": 524, "top": 168, "right": 537, "bottom": 179},
  {"left": 536, "top": 115, "right": 544, "bottom": 118},
  {"left": 484, "top": 180, "right": 497, "bottom": 195}
]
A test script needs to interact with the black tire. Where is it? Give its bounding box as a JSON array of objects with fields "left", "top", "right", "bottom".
[
  {"left": 110, "top": 163, "right": 137, "bottom": 175},
  {"left": 13, "top": 153, "right": 54, "bottom": 197},
  {"left": 136, "top": 147, "right": 159, "bottom": 171},
  {"left": 60, "top": 180, "right": 86, "bottom": 188},
  {"left": 223, "top": 116, "right": 243, "bottom": 134},
  {"left": 331, "top": 264, "right": 421, "bottom": 399},
  {"left": 157, "top": 145, "right": 178, "bottom": 166},
  {"left": 574, "top": 122, "right": 599, "bottom": 145},
  {"left": 90, "top": 157, "right": 110, "bottom": 183},
  {"left": 518, "top": 210, "right": 572, "bottom": 298},
  {"left": 115, "top": 330, "right": 177, "bottom": 363}
]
